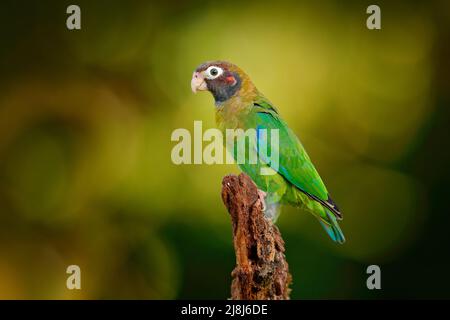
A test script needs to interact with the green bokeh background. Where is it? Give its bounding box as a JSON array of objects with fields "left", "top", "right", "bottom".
[{"left": 0, "top": 0, "right": 449, "bottom": 299}]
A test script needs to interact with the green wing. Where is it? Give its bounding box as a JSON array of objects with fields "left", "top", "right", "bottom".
[{"left": 252, "top": 98, "right": 341, "bottom": 218}]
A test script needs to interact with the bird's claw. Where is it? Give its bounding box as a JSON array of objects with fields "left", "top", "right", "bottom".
[{"left": 257, "top": 190, "right": 267, "bottom": 211}]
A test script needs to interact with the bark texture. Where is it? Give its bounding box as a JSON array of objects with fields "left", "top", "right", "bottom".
[{"left": 221, "top": 173, "right": 292, "bottom": 300}]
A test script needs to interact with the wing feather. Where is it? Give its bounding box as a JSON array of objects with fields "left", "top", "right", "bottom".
[{"left": 252, "top": 99, "right": 342, "bottom": 219}]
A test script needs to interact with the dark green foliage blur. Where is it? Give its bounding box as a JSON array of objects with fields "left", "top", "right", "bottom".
[{"left": 0, "top": 0, "right": 449, "bottom": 299}]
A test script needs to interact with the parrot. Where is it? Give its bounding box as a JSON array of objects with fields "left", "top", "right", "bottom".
[{"left": 191, "top": 60, "right": 345, "bottom": 243}]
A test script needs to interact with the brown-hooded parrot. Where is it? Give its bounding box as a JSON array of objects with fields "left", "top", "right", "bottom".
[{"left": 191, "top": 61, "right": 345, "bottom": 243}]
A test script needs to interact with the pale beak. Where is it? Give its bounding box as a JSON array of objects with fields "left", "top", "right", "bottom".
[{"left": 191, "top": 72, "right": 207, "bottom": 93}]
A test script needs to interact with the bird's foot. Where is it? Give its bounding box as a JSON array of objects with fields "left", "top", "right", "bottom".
[{"left": 257, "top": 189, "right": 267, "bottom": 211}]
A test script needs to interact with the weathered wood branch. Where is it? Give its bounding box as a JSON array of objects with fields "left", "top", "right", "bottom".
[{"left": 221, "top": 173, "right": 292, "bottom": 300}]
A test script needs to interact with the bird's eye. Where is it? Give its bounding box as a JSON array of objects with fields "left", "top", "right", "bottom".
[{"left": 205, "top": 66, "right": 223, "bottom": 79}]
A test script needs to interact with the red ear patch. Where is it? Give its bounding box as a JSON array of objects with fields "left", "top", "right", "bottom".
[{"left": 226, "top": 76, "right": 237, "bottom": 86}]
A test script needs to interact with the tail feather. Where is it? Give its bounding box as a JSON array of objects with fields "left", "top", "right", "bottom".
[{"left": 318, "top": 210, "right": 345, "bottom": 244}]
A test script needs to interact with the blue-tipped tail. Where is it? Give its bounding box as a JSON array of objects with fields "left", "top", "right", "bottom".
[{"left": 318, "top": 210, "right": 345, "bottom": 244}]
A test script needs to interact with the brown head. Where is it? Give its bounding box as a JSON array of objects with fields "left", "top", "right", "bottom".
[{"left": 191, "top": 61, "right": 256, "bottom": 104}]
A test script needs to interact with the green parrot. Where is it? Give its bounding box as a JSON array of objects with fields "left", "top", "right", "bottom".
[{"left": 191, "top": 61, "right": 345, "bottom": 243}]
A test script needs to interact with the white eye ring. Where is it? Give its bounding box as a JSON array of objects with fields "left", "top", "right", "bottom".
[{"left": 205, "top": 66, "right": 223, "bottom": 79}]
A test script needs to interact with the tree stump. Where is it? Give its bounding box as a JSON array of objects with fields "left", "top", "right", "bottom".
[{"left": 221, "top": 173, "right": 292, "bottom": 300}]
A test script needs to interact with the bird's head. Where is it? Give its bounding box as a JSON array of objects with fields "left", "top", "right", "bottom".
[{"left": 191, "top": 61, "right": 255, "bottom": 104}]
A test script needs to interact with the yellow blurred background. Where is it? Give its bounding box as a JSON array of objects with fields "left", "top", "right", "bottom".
[{"left": 0, "top": 0, "right": 449, "bottom": 299}]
